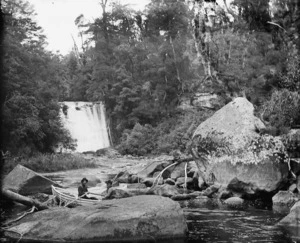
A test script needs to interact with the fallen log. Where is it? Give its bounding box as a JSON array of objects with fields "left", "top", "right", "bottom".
[{"left": 2, "top": 189, "right": 49, "bottom": 210}]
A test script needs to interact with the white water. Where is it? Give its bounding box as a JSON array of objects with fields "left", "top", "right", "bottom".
[{"left": 60, "top": 102, "right": 110, "bottom": 152}]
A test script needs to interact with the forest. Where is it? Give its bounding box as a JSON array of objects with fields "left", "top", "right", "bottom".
[{"left": 1, "top": 0, "right": 300, "bottom": 158}]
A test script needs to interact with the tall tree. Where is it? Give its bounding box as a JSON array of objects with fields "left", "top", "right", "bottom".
[{"left": 2, "top": 0, "right": 74, "bottom": 155}]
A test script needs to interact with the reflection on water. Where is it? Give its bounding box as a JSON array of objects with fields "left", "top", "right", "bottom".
[{"left": 181, "top": 198, "right": 298, "bottom": 243}]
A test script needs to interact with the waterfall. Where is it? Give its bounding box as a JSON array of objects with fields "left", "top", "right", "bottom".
[{"left": 59, "top": 102, "right": 110, "bottom": 152}]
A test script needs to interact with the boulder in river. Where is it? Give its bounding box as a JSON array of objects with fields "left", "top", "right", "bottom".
[
  {"left": 191, "top": 97, "right": 289, "bottom": 196},
  {"left": 5, "top": 195, "right": 187, "bottom": 242},
  {"left": 272, "top": 191, "right": 298, "bottom": 207},
  {"left": 175, "top": 177, "right": 193, "bottom": 187},
  {"left": 2, "top": 164, "right": 61, "bottom": 195},
  {"left": 150, "top": 184, "right": 179, "bottom": 197},
  {"left": 137, "top": 160, "right": 172, "bottom": 179},
  {"left": 224, "top": 197, "right": 245, "bottom": 209},
  {"left": 278, "top": 200, "right": 300, "bottom": 239},
  {"left": 141, "top": 177, "right": 163, "bottom": 187}
]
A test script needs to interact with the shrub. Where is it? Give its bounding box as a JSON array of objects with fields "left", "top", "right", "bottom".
[
  {"left": 156, "top": 109, "right": 214, "bottom": 154},
  {"left": 260, "top": 89, "right": 300, "bottom": 135},
  {"left": 117, "top": 123, "right": 157, "bottom": 156},
  {"left": 117, "top": 109, "right": 214, "bottom": 156}
]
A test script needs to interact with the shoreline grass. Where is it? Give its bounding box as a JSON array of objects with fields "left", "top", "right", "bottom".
[{"left": 2, "top": 153, "right": 98, "bottom": 175}]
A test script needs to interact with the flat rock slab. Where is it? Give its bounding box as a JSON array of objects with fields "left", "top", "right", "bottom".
[
  {"left": 5, "top": 195, "right": 187, "bottom": 242},
  {"left": 2, "top": 164, "right": 61, "bottom": 195}
]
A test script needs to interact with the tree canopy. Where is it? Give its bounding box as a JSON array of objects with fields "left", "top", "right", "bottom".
[{"left": 2, "top": 0, "right": 300, "bottom": 156}]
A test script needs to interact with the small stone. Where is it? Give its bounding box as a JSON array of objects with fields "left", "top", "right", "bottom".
[
  {"left": 224, "top": 197, "right": 244, "bottom": 208},
  {"left": 151, "top": 184, "right": 179, "bottom": 197},
  {"left": 297, "top": 176, "right": 300, "bottom": 192},
  {"left": 218, "top": 190, "right": 233, "bottom": 200},
  {"left": 175, "top": 177, "right": 193, "bottom": 186},
  {"left": 202, "top": 184, "right": 220, "bottom": 197},
  {"left": 288, "top": 184, "right": 297, "bottom": 193},
  {"left": 171, "top": 194, "right": 192, "bottom": 201},
  {"left": 142, "top": 177, "right": 163, "bottom": 187},
  {"left": 165, "top": 178, "right": 176, "bottom": 185},
  {"left": 127, "top": 183, "right": 146, "bottom": 189}
]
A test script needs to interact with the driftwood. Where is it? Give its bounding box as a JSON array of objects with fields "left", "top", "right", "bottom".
[
  {"left": 3, "top": 206, "right": 37, "bottom": 227},
  {"left": 148, "top": 156, "right": 195, "bottom": 192},
  {"left": 2, "top": 189, "right": 49, "bottom": 210}
]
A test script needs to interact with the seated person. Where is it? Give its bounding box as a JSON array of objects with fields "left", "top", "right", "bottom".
[
  {"left": 78, "top": 177, "right": 97, "bottom": 200},
  {"left": 102, "top": 180, "right": 114, "bottom": 200}
]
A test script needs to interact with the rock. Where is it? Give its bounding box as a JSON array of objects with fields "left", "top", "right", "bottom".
[
  {"left": 137, "top": 160, "right": 171, "bottom": 179},
  {"left": 2, "top": 165, "right": 61, "bottom": 195},
  {"left": 115, "top": 171, "right": 131, "bottom": 183},
  {"left": 171, "top": 194, "right": 193, "bottom": 201},
  {"left": 130, "top": 174, "right": 141, "bottom": 183},
  {"left": 170, "top": 163, "right": 186, "bottom": 180},
  {"left": 150, "top": 184, "right": 179, "bottom": 197},
  {"left": 165, "top": 178, "right": 176, "bottom": 185},
  {"left": 175, "top": 177, "right": 193, "bottom": 186},
  {"left": 272, "top": 191, "right": 298, "bottom": 207},
  {"left": 297, "top": 176, "right": 300, "bottom": 192},
  {"left": 227, "top": 177, "right": 255, "bottom": 195},
  {"left": 127, "top": 183, "right": 147, "bottom": 189},
  {"left": 96, "top": 147, "right": 120, "bottom": 158},
  {"left": 152, "top": 171, "right": 171, "bottom": 180},
  {"left": 202, "top": 184, "right": 220, "bottom": 197},
  {"left": 141, "top": 177, "right": 163, "bottom": 187},
  {"left": 218, "top": 189, "right": 233, "bottom": 200},
  {"left": 289, "top": 184, "right": 298, "bottom": 193},
  {"left": 278, "top": 200, "right": 300, "bottom": 238},
  {"left": 188, "top": 191, "right": 203, "bottom": 197},
  {"left": 224, "top": 197, "right": 245, "bottom": 208},
  {"left": 291, "top": 200, "right": 300, "bottom": 212},
  {"left": 191, "top": 97, "right": 289, "bottom": 196},
  {"left": 5, "top": 195, "right": 187, "bottom": 242},
  {"left": 105, "top": 188, "right": 132, "bottom": 199}
]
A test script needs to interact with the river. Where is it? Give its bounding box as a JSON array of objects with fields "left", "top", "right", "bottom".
[
  {"left": 2, "top": 156, "right": 299, "bottom": 243},
  {"left": 181, "top": 199, "right": 297, "bottom": 243}
]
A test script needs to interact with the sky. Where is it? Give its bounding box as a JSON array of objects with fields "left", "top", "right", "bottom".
[{"left": 28, "top": 0, "right": 150, "bottom": 55}]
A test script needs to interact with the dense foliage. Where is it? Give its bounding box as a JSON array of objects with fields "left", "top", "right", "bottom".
[
  {"left": 1, "top": 0, "right": 74, "bottom": 156},
  {"left": 2, "top": 0, "right": 300, "bottom": 157}
]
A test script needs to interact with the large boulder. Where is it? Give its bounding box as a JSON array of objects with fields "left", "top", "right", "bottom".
[
  {"left": 5, "top": 195, "right": 187, "bottom": 242},
  {"left": 2, "top": 165, "right": 61, "bottom": 195},
  {"left": 192, "top": 97, "right": 289, "bottom": 195},
  {"left": 278, "top": 200, "right": 300, "bottom": 239},
  {"left": 272, "top": 191, "right": 299, "bottom": 207},
  {"left": 137, "top": 160, "right": 172, "bottom": 179}
]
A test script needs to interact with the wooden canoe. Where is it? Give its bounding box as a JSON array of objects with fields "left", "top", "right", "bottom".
[{"left": 51, "top": 185, "right": 101, "bottom": 206}]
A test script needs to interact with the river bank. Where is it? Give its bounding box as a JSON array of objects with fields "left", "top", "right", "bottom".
[{"left": 1, "top": 154, "right": 299, "bottom": 242}]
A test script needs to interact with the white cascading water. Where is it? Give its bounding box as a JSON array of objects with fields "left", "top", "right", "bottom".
[{"left": 60, "top": 102, "right": 110, "bottom": 152}]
